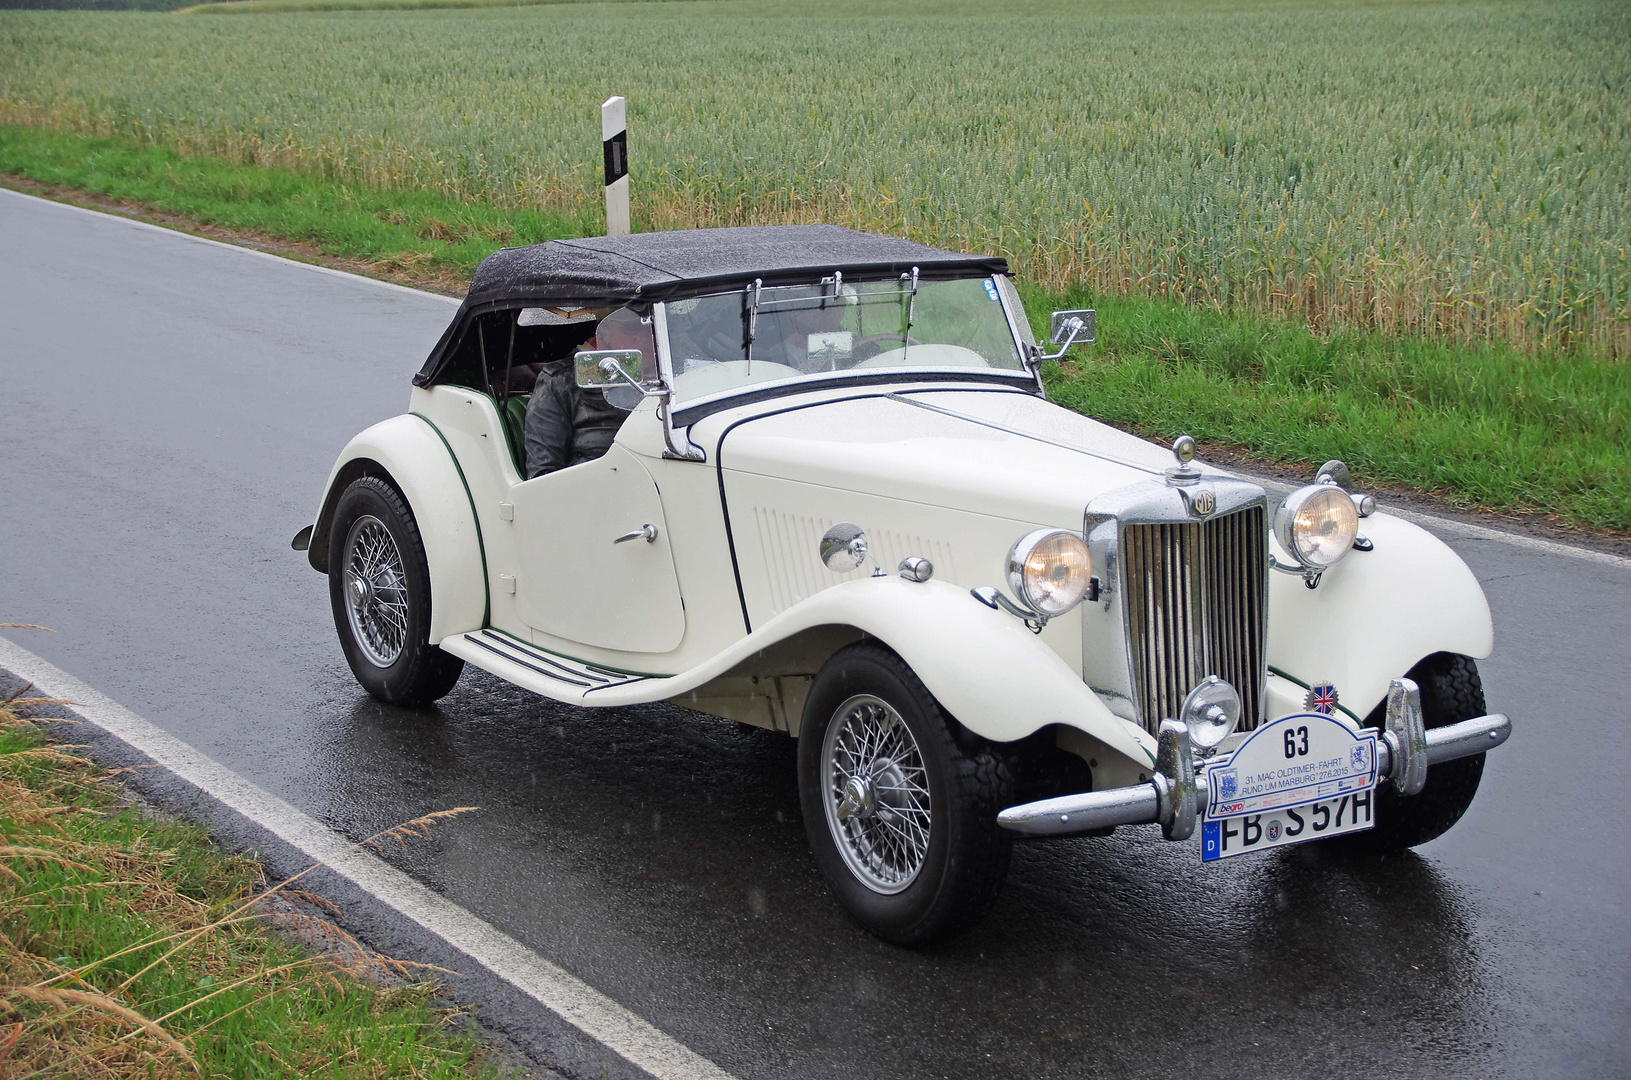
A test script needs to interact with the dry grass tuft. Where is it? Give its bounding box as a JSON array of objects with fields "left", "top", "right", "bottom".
[
  {"left": 365, "top": 808, "right": 480, "bottom": 853},
  {"left": 4, "top": 985, "right": 200, "bottom": 1073},
  {"left": 0, "top": 688, "right": 494, "bottom": 1078}
]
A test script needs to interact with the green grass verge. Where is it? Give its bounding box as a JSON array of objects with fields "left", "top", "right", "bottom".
[
  {"left": 2, "top": 121, "right": 1625, "bottom": 533},
  {"left": 0, "top": 124, "right": 589, "bottom": 286},
  {"left": 0, "top": 691, "right": 500, "bottom": 1077},
  {"left": 178, "top": 0, "right": 674, "bottom": 14},
  {"left": 1024, "top": 285, "right": 1629, "bottom": 531}
]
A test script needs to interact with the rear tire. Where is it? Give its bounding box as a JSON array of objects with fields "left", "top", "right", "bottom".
[
  {"left": 1337, "top": 652, "right": 1486, "bottom": 853},
  {"left": 327, "top": 476, "right": 464, "bottom": 707},
  {"left": 798, "top": 643, "right": 1012, "bottom": 945}
]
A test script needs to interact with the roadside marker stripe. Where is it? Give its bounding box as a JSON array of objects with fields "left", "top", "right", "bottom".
[{"left": 0, "top": 636, "right": 738, "bottom": 1080}]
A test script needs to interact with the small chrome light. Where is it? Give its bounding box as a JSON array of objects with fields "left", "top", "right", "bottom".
[
  {"left": 819, "top": 523, "right": 869, "bottom": 572},
  {"left": 1181, "top": 675, "right": 1241, "bottom": 750},
  {"left": 1274, "top": 484, "right": 1360, "bottom": 568},
  {"left": 1006, "top": 529, "right": 1092, "bottom": 617},
  {"left": 1352, "top": 491, "right": 1376, "bottom": 518},
  {"left": 898, "top": 556, "right": 934, "bottom": 583}
]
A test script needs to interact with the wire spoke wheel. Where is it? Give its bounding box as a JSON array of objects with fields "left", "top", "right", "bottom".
[
  {"left": 821, "top": 693, "right": 933, "bottom": 894},
  {"left": 343, "top": 515, "right": 409, "bottom": 668},
  {"left": 799, "top": 644, "right": 1012, "bottom": 942},
  {"left": 327, "top": 477, "right": 462, "bottom": 706}
]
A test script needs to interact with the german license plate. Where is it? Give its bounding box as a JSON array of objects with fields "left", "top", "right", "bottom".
[
  {"left": 1200, "top": 712, "right": 1379, "bottom": 863},
  {"left": 1201, "top": 790, "right": 1374, "bottom": 860}
]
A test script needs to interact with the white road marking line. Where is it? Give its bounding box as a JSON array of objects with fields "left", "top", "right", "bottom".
[
  {"left": 0, "top": 185, "right": 460, "bottom": 305},
  {"left": 6, "top": 181, "right": 1621, "bottom": 569},
  {"left": 0, "top": 636, "right": 738, "bottom": 1080}
]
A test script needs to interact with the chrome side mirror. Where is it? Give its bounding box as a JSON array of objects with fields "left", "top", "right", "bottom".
[
  {"left": 1028, "top": 309, "right": 1097, "bottom": 368},
  {"left": 1315, "top": 459, "right": 1352, "bottom": 487},
  {"left": 574, "top": 349, "right": 648, "bottom": 390},
  {"left": 1048, "top": 308, "right": 1096, "bottom": 347},
  {"left": 574, "top": 349, "right": 662, "bottom": 411}
]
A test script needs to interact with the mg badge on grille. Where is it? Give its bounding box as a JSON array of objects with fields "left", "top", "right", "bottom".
[{"left": 1184, "top": 486, "right": 1216, "bottom": 517}]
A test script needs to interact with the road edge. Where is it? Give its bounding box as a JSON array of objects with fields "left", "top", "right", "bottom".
[
  {"left": 5, "top": 178, "right": 1624, "bottom": 568},
  {"left": 0, "top": 634, "right": 739, "bottom": 1080},
  {"left": 1224, "top": 467, "right": 1631, "bottom": 569},
  {"left": 0, "top": 182, "right": 461, "bottom": 306}
]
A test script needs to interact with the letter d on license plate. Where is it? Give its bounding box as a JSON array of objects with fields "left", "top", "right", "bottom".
[{"left": 1200, "top": 712, "right": 1379, "bottom": 863}]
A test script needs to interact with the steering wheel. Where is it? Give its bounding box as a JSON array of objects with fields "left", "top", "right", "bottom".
[{"left": 851, "top": 332, "right": 923, "bottom": 361}]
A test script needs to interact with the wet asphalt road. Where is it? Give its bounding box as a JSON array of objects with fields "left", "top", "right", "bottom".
[{"left": 2, "top": 187, "right": 1627, "bottom": 1080}]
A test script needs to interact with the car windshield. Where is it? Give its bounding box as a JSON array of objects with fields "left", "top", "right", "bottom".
[{"left": 663, "top": 275, "right": 1029, "bottom": 404}]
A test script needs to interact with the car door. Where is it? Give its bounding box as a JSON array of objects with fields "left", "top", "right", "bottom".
[{"left": 509, "top": 444, "right": 686, "bottom": 654}]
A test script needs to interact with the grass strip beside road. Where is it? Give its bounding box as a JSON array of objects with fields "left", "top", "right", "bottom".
[
  {"left": 1029, "top": 286, "right": 1630, "bottom": 533},
  {"left": 3, "top": 122, "right": 1626, "bottom": 534},
  {"left": 178, "top": 0, "right": 673, "bottom": 14},
  {"left": 0, "top": 686, "right": 502, "bottom": 1078},
  {"left": 0, "top": 124, "right": 589, "bottom": 292}
]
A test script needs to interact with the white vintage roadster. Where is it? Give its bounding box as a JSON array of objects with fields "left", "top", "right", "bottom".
[{"left": 295, "top": 226, "right": 1511, "bottom": 943}]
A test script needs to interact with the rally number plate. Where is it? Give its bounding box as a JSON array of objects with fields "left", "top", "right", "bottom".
[{"left": 1200, "top": 712, "right": 1379, "bottom": 863}]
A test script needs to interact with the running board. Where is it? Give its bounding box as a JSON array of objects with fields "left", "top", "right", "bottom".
[{"left": 438, "top": 630, "right": 660, "bottom": 703}]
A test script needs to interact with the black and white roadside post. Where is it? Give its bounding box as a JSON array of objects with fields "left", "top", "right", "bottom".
[{"left": 602, "top": 95, "right": 629, "bottom": 237}]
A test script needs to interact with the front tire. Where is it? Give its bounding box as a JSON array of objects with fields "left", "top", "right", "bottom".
[
  {"left": 1341, "top": 652, "right": 1486, "bottom": 853},
  {"left": 327, "top": 476, "right": 463, "bottom": 707},
  {"left": 798, "top": 643, "right": 1012, "bottom": 945}
]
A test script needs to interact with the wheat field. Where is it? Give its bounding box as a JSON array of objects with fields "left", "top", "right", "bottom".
[{"left": 1, "top": 0, "right": 1627, "bottom": 353}]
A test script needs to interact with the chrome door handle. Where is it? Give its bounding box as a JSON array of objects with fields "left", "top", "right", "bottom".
[{"left": 614, "top": 524, "right": 658, "bottom": 544}]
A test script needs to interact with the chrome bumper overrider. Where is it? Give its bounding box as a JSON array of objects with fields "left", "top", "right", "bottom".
[{"left": 997, "top": 678, "right": 1512, "bottom": 839}]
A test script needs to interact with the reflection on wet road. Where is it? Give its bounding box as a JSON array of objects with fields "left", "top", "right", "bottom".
[
  {"left": 2, "top": 188, "right": 1626, "bottom": 1078},
  {"left": 322, "top": 678, "right": 1505, "bottom": 1078}
]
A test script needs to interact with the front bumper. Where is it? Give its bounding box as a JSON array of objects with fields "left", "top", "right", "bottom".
[{"left": 998, "top": 677, "right": 1512, "bottom": 840}]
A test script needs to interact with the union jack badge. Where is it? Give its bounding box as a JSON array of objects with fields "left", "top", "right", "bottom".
[{"left": 1304, "top": 683, "right": 1339, "bottom": 715}]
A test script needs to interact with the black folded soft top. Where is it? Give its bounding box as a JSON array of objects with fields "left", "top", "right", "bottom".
[
  {"left": 466, "top": 224, "right": 1006, "bottom": 306},
  {"left": 416, "top": 224, "right": 1008, "bottom": 387}
]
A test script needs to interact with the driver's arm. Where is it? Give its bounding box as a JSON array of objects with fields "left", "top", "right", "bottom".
[{"left": 522, "top": 363, "right": 574, "bottom": 479}]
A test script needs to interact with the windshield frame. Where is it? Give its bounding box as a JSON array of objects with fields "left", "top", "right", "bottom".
[{"left": 657, "top": 273, "right": 1039, "bottom": 426}]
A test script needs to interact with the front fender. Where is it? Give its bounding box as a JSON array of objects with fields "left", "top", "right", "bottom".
[
  {"left": 441, "top": 574, "right": 1155, "bottom": 767},
  {"left": 307, "top": 414, "right": 487, "bottom": 644},
  {"left": 1267, "top": 511, "right": 1493, "bottom": 721},
  {"left": 751, "top": 577, "right": 1155, "bottom": 766}
]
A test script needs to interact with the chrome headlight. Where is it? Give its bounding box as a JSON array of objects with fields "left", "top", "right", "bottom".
[
  {"left": 1181, "top": 675, "right": 1241, "bottom": 750},
  {"left": 1274, "top": 484, "right": 1360, "bottom": 568},
  {"left": 1006, "top": 529, "right": 1092, "bottom": 617}
]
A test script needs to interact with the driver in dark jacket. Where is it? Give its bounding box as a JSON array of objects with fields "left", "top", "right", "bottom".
[{"left": 522, "top": 309, "right": 650, "bottom": 479}]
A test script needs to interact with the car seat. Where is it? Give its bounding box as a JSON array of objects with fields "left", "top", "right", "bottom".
[{"left": 496, "top": 362, "right": 545, "bottom": 475}]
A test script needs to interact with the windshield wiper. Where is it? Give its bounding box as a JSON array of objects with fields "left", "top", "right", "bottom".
[
  {"left": 742, "top": 277, "right": 762, "bottom": 373},
  {"left": 899, "top": 265, "right": 920, "bottom": 355}
]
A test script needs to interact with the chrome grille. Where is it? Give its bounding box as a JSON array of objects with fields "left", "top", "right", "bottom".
[{"left": 1122, "top": 506, "right": 1267, "bottom": 735}]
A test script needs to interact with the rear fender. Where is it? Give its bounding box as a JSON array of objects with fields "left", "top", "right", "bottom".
[
  {"left": 306, "top": 414, "right": 486, "bottom": 644},
  {"left": 1267, "top": 512, "right": 1493, "bottom": 721}
]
